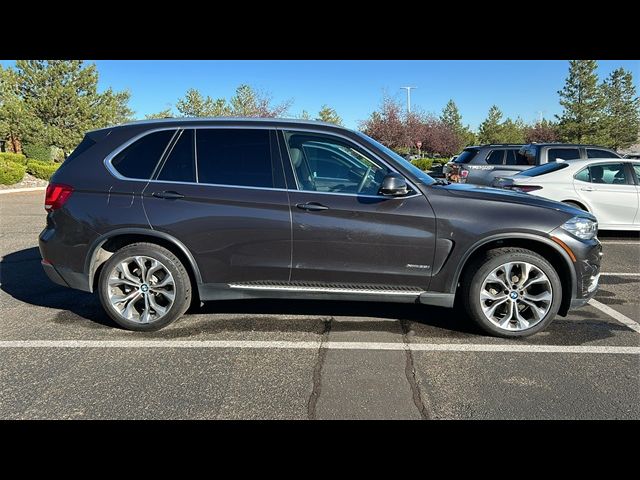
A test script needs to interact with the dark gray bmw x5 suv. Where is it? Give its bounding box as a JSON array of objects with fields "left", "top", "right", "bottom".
[{"left": 39, "top": 118, "right": 602, "bottom": 337}]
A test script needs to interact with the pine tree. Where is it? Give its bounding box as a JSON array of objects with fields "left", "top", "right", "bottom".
[
  {"left": 600, "top": 68, "right": 640, "bottom": 150},
  {"left": 316, "top": 105, "right": 343, "bottom": 125},
  {"left": 478, "top": 105, "right": 504, "bottom": 144},
  {"left": 13, "top": 60, "right": 132, "bottom": 155},
  {"left": 556, "top": 60, "right": 603, "bottom": 143},
  {"left": 440, "top": 99, "right": 475, "bottom": 149}
]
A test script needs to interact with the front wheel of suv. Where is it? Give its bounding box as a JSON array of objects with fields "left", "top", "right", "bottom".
[
  {"left": 98, "top": 242, "right": 192, "bottom": 331},
  {"left": 461, "top": 247, "right": 562, "bottom": 338}
]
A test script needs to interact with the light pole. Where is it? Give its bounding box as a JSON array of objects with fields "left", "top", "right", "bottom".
[{"left": 401, "top": 86, "right": 416, "bottom": 114}]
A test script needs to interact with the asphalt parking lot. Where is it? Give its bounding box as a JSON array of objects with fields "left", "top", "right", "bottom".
[{"left": 1, "top": 190, "right": 639, "bottom": 419}]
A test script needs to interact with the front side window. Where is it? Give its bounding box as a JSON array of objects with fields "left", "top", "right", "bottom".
[
  {"left": 548, "top": 148, "right": 580, "bottom": 162},
  {"left": 587, "top": 163, "right": 630, "bottom": 185},
  {"left": 196, "top": 129, "right": 274, "bottom": 188},
  {"left": 111, "top": 130, "right": 175, "bottom": 179},
  {"left": 284, "top": 131, "right": 390, "bottom": 195},
  {"left": 485, "top": 150, "right": 505, "bottom": 165},
  {"left": 157, "top": 129, "right": 195, "bottom": 183}
]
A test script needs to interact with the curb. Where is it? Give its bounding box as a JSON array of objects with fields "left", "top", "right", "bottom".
[{"left": 0, "top": 186, "right": 46, "bottom": 195}]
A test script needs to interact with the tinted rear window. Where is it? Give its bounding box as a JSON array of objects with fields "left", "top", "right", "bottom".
[
  {"left": 485, "top": 150, "right": 504, "bottom": 165},
  {"left": 196, "top": 129, "right": 274, "bottom": 188},
  {"left": 548, "top": 148, "right": 580, "bottom": 162},
  {"left": 520, "top": 162, "right": 569, "bottom": 177},
  {"left": 454, "top": 149, "right": 479, "bottom": 163},
  {"left": 506, "top": 149, "right": 531, "bottom": 165},
  {"left": 111, "top": 130, "right": 175, "bottom": 179},
  {"left": 157, "top": 129, "right": 195, "bottom": 183},
  {"left": 587, "top": 148, "right": 618, "bottom": 159}
]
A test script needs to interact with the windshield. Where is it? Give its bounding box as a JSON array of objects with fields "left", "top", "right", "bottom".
[
  {"left": 356, "top": 132, "right": 435, "bottom": 185},
  {"left": 520, "top": 162, "right": 569, "bottom": 177}
]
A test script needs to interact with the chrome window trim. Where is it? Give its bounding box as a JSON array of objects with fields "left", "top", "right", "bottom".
[{"left": 103, "top": 124, "right": 421, "bottom": 199}]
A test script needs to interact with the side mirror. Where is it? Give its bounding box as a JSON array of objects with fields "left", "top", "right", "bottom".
[{"left": 379, "top": 173, "right": 409, "bottom": 196}]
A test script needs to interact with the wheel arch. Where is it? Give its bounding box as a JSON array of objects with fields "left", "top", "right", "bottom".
[
  {"left": 453, "top": 234, "right": 576, "bottom": 317},
  {"left": 85, "top": 228, "right": 203, "bottom": 294}
]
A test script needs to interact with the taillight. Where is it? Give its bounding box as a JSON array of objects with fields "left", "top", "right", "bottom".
[
  {"left": 45, "top": 183, "right": 73, "bottom": 211},
  {"left": 460, "top": 170, "right": 469, "bottom": 178},
  {"left": 507, "top": 185, "right": 542, "bottom": 193}
]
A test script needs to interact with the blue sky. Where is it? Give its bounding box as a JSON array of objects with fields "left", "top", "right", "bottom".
[{"left": 2, "top": 60, "right": 638, "bottom": 130}]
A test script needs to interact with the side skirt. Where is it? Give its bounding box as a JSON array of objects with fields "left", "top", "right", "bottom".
[{"left": 197, "top": 283, "right": 455, "bottom": 308}]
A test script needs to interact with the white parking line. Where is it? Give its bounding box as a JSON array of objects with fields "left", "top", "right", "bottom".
[
  {"left": 600, "top": 272, "right": 640, "bottom": 276},
  {"left": 600, "top": 241, "right": 639, "bottom": 245},
  {"left": 0, "top": 339, "right": 638, "bottom": 354},
  {"left": 588, "top": 299, "right": 640, "bottom": 333}
]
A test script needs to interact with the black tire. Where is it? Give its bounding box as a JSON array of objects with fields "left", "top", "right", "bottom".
[
  {"left": 461, "top": 247, "right": 562, "bottom": 338},
  {"left": 562, "top": 200, "right": 587, "bottom": 211},
  {"left": 98, "top": 242, "right": 192, "bottom": 331}
]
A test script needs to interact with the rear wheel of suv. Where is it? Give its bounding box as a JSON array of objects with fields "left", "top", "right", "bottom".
[
  {"left": 98, "top": 242, "right": 192, "bottom": 331},
  {"left": 461, "top": 247, "right": 562, "bottom": 338}
]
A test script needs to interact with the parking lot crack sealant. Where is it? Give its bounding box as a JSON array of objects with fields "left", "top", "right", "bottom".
[
  {"left": 307, "top": 317, "right": 332, "bottom": 420},
  {"left": 400, "top": 319, "right": 432, "bottom": 420}
]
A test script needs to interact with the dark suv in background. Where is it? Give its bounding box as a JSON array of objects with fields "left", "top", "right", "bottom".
[
  {"left": 444, "top": 144, "right": 527, "bottom": 185},
  {"left": 40, "top": 118, "right": 601, "bottom": 338},
  {"left": 445, "top": 143, "right": 620, "bottom": 186}
]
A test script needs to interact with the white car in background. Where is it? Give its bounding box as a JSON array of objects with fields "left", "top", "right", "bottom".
[{"left": 494, "top": 158, "right": 640, "bottom": 231}]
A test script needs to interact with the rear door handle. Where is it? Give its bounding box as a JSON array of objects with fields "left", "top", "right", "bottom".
[
  {"left": 580, "top": 186, "right": 595, "bottom": 192},
  {"left": 152, "top": 190, "right": 185, "bottom": 200},
  {"left": 296, "top": 202, "right": 329, "bottom": 211}
]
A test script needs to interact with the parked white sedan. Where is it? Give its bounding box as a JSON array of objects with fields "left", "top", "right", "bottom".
[{"left": 494, "top": 158, "right": 640, "bottom": 231}]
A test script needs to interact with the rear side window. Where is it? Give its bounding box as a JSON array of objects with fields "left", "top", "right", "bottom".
[
  {"left": 485, "top": 150, "right": 504, "bottom": 165},
  {"left": 575, "top": 167, "right": 590, "bottom": 182},
  {"left": 454, "top": 149, "right": 479, "bottom": 163},
  {"left": 196, "top": 129, "right": 274, "bottom": 188},
  {"left": 548, "top": 148, "right": 580, "bottom": 162},
  {"left": 111, "top": 130, "right": 175, "bottom": 179},
  {"left": 587, "top": 148, "right": 618, "bottom": 159},
  {"left": 586, "top": 163, "right": 630, "bottom": 184},
  {"left": 506, "top": 149, "right": 531, "bottom": 166},
  {"left": 157, "top": 130, "right": 195, "bottom": 183}
]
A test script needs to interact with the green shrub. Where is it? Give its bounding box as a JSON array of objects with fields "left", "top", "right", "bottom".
[
  {"left": 0, "top": 160, "right": 27, "bottom": 185},
  {"left": 23, "top": 143, "right": 52, "bottom": 162},
  {"left": 411, "top": 158, "right": 434, "bottom": 171},
  {"left": 0, "top": 152, "right": 27, "bottom": 165},
  {"left": 26, "top": 160, "right": 59, "bottom": 180}
]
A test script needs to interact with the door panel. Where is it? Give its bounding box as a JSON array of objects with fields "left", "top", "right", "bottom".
[
  {"left": 288, "top": 191, "right": 436, "bottom": 288},
  {"left": 574, "top": 162, "right": 638, "bottom": 226}
]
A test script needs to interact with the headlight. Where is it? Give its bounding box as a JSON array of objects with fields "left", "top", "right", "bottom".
[{"left": 562, "top": 216, "right": 597, "bottom": 240}]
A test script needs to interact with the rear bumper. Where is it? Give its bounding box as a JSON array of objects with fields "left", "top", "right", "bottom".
[
  {"left": 41, "top": 261, "right": 68, "bottom": 288},
  {"left": 41, "top": 260, "right": 92, "bottom": 292}
]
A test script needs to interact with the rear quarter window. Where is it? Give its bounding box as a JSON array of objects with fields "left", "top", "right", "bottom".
[
  {"left": 454, "top": 149, "right": 479, "bottom": 163},
  {"left": 111, "top": 130, "right": 176, "bottom": 179}
]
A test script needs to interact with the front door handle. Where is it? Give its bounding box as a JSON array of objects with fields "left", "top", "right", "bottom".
[
  {"left": 152, "top": 190, "right": 185, "bottom": 200},
  {"left": 296, "top": 202, "right": 329, "bottom": 211}
]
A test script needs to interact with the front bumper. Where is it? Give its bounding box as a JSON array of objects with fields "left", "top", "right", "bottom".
[{"left": 549, "top": 227, "right": 602, "bottom": 313}]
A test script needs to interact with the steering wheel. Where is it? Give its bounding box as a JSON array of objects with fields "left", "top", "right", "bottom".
[{"left": 356, "top": 166, "right": 373, "bottom": 193}]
